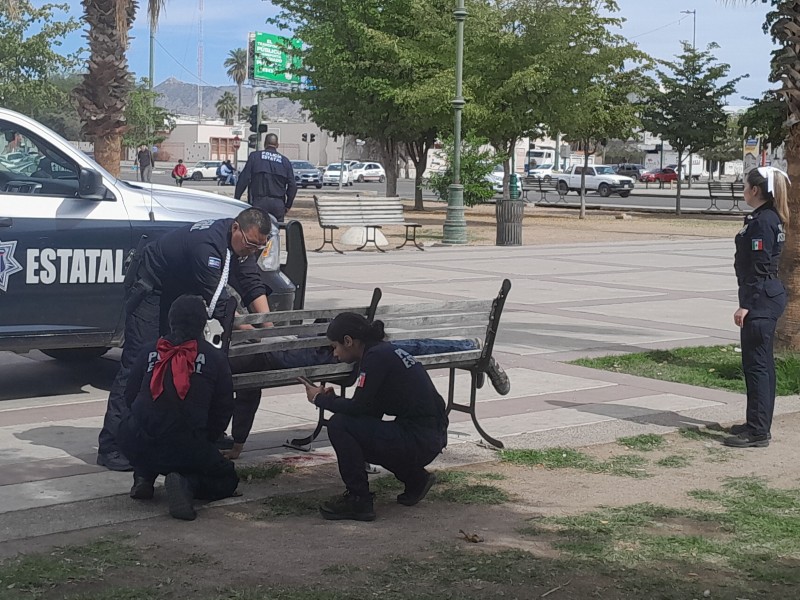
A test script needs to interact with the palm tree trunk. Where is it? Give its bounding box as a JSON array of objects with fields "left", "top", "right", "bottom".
[{"left": 777, "top": 123, "right": 800, "bottom": 350}]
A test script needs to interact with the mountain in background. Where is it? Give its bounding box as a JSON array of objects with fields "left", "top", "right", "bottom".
[{"left": 154, "top": 77, "right": 307, "bottom": 122}]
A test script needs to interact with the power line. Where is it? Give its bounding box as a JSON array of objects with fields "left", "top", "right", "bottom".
[
  {"left": 629, "top": 15, "right": 689, "bottom": 41},
  {"left": 153, "top": 36, "right": 224, "bottom": 89}
]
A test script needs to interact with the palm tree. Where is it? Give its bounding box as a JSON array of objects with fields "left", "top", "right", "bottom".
[
  {"left": 215, "top": 92, "right": 237, "bottom": 125},
  {"left": 224, "top": 48, "right": 248, "bottom": 119},
  {"left": 724, "top": 1, "right": 800, "bottom": 349}
]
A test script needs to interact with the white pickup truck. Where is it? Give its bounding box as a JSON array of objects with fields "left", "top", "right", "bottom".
[{"left": 556, "top": 165, "right": 635, "bottom": 198}]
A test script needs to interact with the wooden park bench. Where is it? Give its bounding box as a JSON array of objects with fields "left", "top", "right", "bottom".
[
  {"left": 313, "top": 195, "right": 423, "bottom": 253},
  {"left": 222, "top": 279, "right": 512, "bottom": 450},
  {"left": 707, "top": 182, "right": 745, "bottom": 212},
  {"left": 523, "top": 176, "right": 568, "bottom": 205}
]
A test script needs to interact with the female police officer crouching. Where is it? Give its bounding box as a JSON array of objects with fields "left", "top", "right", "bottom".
[
  {"left": 725, "top": 166, "right": 790, "bottom": 449},
  {"left": 117, "top": 295, "right": 239, "bottom": 520},
  {"left": 301, "top": 313, "right": 448, "bottom": 521}
]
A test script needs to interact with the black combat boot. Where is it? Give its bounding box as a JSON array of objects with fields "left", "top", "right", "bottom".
[
  {"left": 319, "top": 491, "right": 375, "bottom": 521},
  {"left": 165, "top": 473, "right": 197, "bottom": 521},
  {"left": 129, "top": 475, "right": 155, "bottom": 500},
  {"left": 397, "top": 471, "right": 437, "bottom": 507},
  {"left": 723, "top": 431, "right": 770, "bottom": 448}
]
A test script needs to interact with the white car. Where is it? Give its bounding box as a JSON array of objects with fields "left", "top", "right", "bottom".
[
  {"left": 323, "top": 163, "right": 353, "bottom": 186},
  {"left": 189, "top": 160, "right": 223, "bottom": 181},
  {"left": 527, "top": 163, "right": 555, "bottom": 182},
  {"left": 351, "top": 162, "right": 386, "bottom": 183},
  {"left": 486, "top": 165, "right": 524, "bottom": 195}
]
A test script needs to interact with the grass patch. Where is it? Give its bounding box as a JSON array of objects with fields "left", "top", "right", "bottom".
[
  {"left": 678, "top": 427, "right": 726, "bottom": 442},
  {"left": 430, "top": 470, "right": 510, "bottom": 505},
  {"left": 260, "top": 494, "right": 321, "bottom": 517},
  {"left": 617, "top": 434, "right": 665, "bottom": 451},
  {"left": 236, "top": 462, "right": 294, "bottom": 482},
  {"left": 501, "top": 447, "right": 650, "bottom": 478},
  {"left": 705, "top": 446, "right": 734, "bottom": 463},
  {"left": 527, "top": 478, "right": 800, "bottom": 584},
  {"left": 571, "top": 345, "right": 800, "bottom": 395},
  {"left": 656, "top": 454, "right": 692, "bottom": 468}
]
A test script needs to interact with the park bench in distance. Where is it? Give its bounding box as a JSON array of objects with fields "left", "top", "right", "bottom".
[
  {"left": 522, "top": 176, "right": 567, "bottom": 205},
  {"left": 707, "top": 182, "right": 745, "bottom": 212},
  {"left": 313, "top": 195, "right": 423, "bottom": 253},
  {"left": 222, "top": 279, "right": 512, "bottom": 449}
]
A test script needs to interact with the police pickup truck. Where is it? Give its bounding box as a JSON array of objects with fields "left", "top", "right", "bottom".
[{"left": 0, "top": 108, "right": 305, "bottom": 361}]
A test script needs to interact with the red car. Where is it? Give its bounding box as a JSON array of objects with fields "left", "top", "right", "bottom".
[{"left": 640, "top": 168, "right": 678, "bottom": 183}]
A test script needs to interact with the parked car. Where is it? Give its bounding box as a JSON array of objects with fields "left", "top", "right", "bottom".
[
  {"left": 556, "top": 165, "right": 634, "bottom": 197},
  {"left": 323, "top": 162, "right": 353, "bottom": 186},
  {"left": 485, "top": 165, "right": 525, "bottom": 195},
  {"left": 614, "top": 163, "right": 647, "bottom": 179},
  {"left": 189, "top": 160, "right": 223, "bottom": 181},
  {"left": 351, "top": 162, "right": 386, "bottom": 183},
  {"left": 291, "top": 160, "right": 323, "bottom": 189},
  {"left": 527, "top": 163, "right": 555, "bottom": 182},
  {"left": 640, "top": 168, "right": 678, "bottom": 183}
]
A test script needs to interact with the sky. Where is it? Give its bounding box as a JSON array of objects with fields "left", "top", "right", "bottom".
[{"left": 50, "top": 0, "right": 775, "bottom": 105}]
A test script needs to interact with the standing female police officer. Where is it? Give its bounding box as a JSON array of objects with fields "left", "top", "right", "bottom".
[
  {"left": 725, "top": 166, "right": 790, "bottom": 449},
  {"left": 301, "top": 313, "right": 448, "bottom": 521}
]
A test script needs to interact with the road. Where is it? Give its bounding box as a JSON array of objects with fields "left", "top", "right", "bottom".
[{"left": 134, "top": 167, "right": 739, "bottom": 214}]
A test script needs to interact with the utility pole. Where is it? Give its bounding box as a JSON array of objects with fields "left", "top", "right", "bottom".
[{"left": 682, "top": 9, "right": 697, "bottom": 188}]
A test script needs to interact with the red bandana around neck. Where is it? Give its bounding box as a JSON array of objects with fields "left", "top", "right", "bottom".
[{"left": 150, "top": 338, "right": 198, "bottom": 400}]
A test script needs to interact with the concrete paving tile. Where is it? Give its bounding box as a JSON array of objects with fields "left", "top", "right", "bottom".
[
  {"left": 561, "top": 252, "right": 732, "bottom": 269},
  {"left": 428, "top": 258, "right": 636, "bottom": 277},
  {"left": 311, "top": 264, "right": 489, "bottom": 284},
  {"left": 605, "top": 393, "right": 724, "bottom": 412},
  {"left": 0, "top": 471, "right": 131, "bottom": 514},
  {"left": 304, "top": 288, "right": 420, "bottom": 308},
  {"left": 567, "top": 270, "right": 734, "bottom": 292}
]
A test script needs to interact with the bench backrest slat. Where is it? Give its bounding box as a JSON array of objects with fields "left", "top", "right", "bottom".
[
  {"left": 233, "top": 363, "right": 354, "bottom": 389},
  {"left": 314, "top": 195, "right": 408, "bottom": 226},
  {"left": 373, "top": 299, "right": 491, "bottom": 317},
  {"left": 386, "top": 324, "right": 488, "bottom": 341},
  {"left": 228, "top": 334, "right": 332, "bottom": 357}
]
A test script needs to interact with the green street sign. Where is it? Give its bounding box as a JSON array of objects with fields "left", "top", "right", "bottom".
[{"left": 252, "top": 32, "right": 302, "bottom": 84}]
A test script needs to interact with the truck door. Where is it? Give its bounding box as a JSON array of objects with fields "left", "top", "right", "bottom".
[
  {"left": 0, "top": 120, "right": 133, "bottom": 345},
  {"left": 584, "top": 167, "right": 598, "bottom": 190}
]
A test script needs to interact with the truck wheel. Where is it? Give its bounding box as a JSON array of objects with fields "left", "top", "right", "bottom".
[
  {"left": 191, "top": 172, "right": 202, "bottom": 181},
  {"left": 618, "top": 191, "right": 631, "bottom": 198},
  {"left": 41, "top": 347, "right": 110, "bottom": 362},
  {"left": 598, "top": 183, "right": 611, "bottom": 197},
  {"left": 558, "top": 180, "right": 569, "bottom": 194}
]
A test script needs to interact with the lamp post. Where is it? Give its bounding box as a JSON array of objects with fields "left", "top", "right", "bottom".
[
  {"left": 442, "top": 0, "right": 468, "bottom": 245},
  {"left": 681, "top": 9, "right": 697, "bottom": 187}
]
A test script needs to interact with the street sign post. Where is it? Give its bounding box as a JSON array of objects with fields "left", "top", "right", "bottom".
[
  {"left": 232, "top": 136, "right": 241, "bottom": 149},
  {"left": 251, "top": 32, "right": 302, "bottom": 85}
]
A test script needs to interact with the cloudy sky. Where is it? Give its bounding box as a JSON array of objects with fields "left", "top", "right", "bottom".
[{"left": 52, "top": 0, "right": 775, "bottom": 103}]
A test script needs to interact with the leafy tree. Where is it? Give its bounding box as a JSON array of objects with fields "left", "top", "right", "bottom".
[
  {"left": 224, "top": 48, "right": 248, "bottom": 118},
  {"left": 700, "top": 114, "right": 742, "bottom": 179},
  {"left": 122, "top": 79, "right": 175, "bottom": 149},
  {"left": 640, "top": 42, "right": 743, "bottom": 215},
  {"left": 738, "top": 91, "right": 788, "bottom": 150},
  {"left": 269, "top": 0, "right": 454, "bottom": 201},
  {"left": 215, "top": 91, "right": 237, "bottom": 125},
  {"left": 34, "top": 74, "right": 85, "bottom": 140},
  {"left": 0, "top": 2, "right": 81, "bottom": 115},
  {"left": 425, "top": 134, "right": 498, "bottom": 207}
]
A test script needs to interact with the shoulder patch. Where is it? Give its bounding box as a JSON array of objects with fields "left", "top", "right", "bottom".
[
  {"left": 208, "top": 256, "right": 221, "bottom": 269},
  {"left": 394, "top": 348, "right": 417, "bottom": 368},
  {"left": 752, "top": 239, "right": 763, "bottom": 251},
  {"left": 357, "top": 372, "right": 366, "bottom": 388}
]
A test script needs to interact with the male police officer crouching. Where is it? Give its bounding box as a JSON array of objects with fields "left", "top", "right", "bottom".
[
  {"left": 117, "top": 295, "right": 239, "bottom": 521},
  {"left": 97, "top": 208, "right": 272, "bottom": 472}
]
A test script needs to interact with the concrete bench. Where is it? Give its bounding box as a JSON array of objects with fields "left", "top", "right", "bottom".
[
  {"left": 313, "top": 195, "right": 422, "bottom": 253},
  {"left": 707, "top": 182, "right": 745, "bottom": 211},
  {"left": 222, "top": 279, "right": 513, "bottom": 449}
]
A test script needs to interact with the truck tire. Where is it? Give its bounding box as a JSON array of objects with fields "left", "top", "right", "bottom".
[
  {"left": 558, "top": 180, "right": 569, "bottom": 194},
  {"left": 618, "top": 191, "right": 631, "bottom": 198},
  {"left": 41, "top": 347, "right": 110, "bottom": 362},
  {"left": 598, "top": 183, "right": 611, "bottom": 198}
]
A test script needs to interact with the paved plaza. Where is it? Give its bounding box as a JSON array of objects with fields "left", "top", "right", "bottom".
[{"left": 2, "top": 238, "right": 799, "bottom": 542}]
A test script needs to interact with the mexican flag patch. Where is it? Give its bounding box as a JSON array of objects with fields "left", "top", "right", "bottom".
[{"left": 752, "top": 239, "right": 763, "bottom": 251}]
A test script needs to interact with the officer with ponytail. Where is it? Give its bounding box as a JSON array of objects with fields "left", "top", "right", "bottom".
[
  {"left": 725, "top": 166, "right": 790, "bottom": 448},
  {"left": 117, "top": 295, "right": 239, "bottom": 521},
  {"left": 301, "top": 312, "right": 448, "bottom": 521}
]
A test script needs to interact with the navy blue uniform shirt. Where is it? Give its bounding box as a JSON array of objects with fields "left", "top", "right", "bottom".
[
  {"left": 123, "top": 337, "right": 234, "bottom": 442},
  {"left": 234, "top": 146, "right": 297, "bottom": 210},
  {"left": 141, "top": 218, "right": 267, "bottom": 324},
  {"left": 734, "top": 201, "right": 786, "bottom": 317},
  {"left": 314, "top": 341, "right": 448, "bottom": 432}
]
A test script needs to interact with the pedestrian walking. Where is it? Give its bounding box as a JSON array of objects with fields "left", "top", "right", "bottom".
[
  {"left": 725, "top": 166, "right": 790, "bottom": 449},
  {"left": 117, "top": 294, "right": 239, "bottom": 521},
  {"left": 96, "top": 208, "right": 273, "bottom": 471},
  {"left": 235, "top": 133, "right": 297, "bottom": 221},
  {"left": 136, "top": 145, "right": 154, "bottom": 183}
]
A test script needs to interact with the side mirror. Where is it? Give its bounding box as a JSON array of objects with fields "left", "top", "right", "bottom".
[{"left": 78, "top": 168, "right": 106, "bottom": 200}]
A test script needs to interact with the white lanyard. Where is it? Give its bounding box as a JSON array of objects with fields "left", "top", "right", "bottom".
[{"left": 207, "top": 249, "right": 231, "bottom": 318}]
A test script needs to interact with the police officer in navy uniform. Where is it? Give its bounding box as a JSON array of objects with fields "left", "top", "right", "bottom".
[
  {"left": 301, "top": 312, "right": 449, "bottom": 521},
  {"left": 234, "top": 133, "right": 297, "bottom": 222},
  {"left": 97, "top": 208, "right": 273, "bottom": 471},
  {"left": 117, "top": 295, "right": 239, "bottom": 520},
  {"left": 725, "top": 166, "right": 790, "bottom": 449}
]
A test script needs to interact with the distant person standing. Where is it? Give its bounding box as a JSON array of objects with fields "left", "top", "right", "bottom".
[
  {"left": 235, "top": 133, "right": 297, "bottom": 221},
  {"left": 136, "top": 145, "right": 154, "bottom": 183},
  {"left": 725, "top": 166, "right": 790, "bottom": 449}
]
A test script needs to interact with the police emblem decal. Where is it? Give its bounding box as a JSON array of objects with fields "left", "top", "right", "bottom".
[
  {"left": 207, "top": 256, "right": 222, "bottom": 269},
  {"left": 0, "top": 240, "right": 23, "bottom": 292}
]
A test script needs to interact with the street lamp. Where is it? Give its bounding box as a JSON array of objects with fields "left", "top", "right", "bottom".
[{"left": 442, "top": 0, "right": 468, "bottom": 245}]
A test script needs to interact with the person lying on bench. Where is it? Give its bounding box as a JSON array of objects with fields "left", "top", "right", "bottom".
[
  {"left": 223, "top": 336, "right": 510, "bottom": 459},
  {"left": 303, "top": 312, "right": 448, "bottom": 521},
  {"left": 117, "top": 294, "right": 240, "bottom": 521}
]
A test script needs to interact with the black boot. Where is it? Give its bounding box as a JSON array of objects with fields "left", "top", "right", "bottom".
[
  {"left": 397, "top": 472, "right": 437, "bottom": 506},
  {"left": 165, "top": 473, "right": 197, "bottom": 521},
  {"left": 129, "top": 475, "right": 155, "bottom": 500},
  {"left": 723, "top": 432, "right": 770, "bottom": 448},
  {"left": 319, "top": 492, "right": 375, "bottom": 521},
  {"left": 728, "top": 423, "right": 771, "bottom": 439}
]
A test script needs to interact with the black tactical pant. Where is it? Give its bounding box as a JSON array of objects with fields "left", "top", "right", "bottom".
[{"left": 741, "top": 316, "right": 779, "bottom": 436}]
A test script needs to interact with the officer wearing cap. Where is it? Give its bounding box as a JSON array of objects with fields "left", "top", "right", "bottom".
[
  {"left": 97, "top": 208, "right": 273, "bottom": 471},
  {"left": 235, "top": 133, "right": 297, "bottom": 222},
  {"left": 725, "top": 166, "right": 790, "bottom": 449}
]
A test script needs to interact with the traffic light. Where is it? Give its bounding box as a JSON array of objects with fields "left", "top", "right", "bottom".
[
  {"left": 310, "top": 134, "right": 316, "bottom": 143},
  {"left": 248, "top": 134, "right": 257, "bottom": 149},
  {"left": 248, "top": 105, "right": 258, "bottom": 133},
  {"left": 258, "top": 123, "right": 268, "bottom": 133},
  {"left": 302, "top": 133, "right": 308, "bottom": 142}
]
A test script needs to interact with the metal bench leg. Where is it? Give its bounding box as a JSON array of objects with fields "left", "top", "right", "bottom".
[
  {"left": 397, "top": 225, "right": 424, "bottom": 251},
  {"left": 355, "top": 226, "right": 385, "bottom": 252},
  {"left": 468, "top": 370, "right": 504, "bottom": 449},
  {"left": 285, "top": 407, "right": 327, "bottom": 451},
  {"left": 445, "top": 367, "right": 456, "bottom": 415},
  {"left": 315, "top": 227, "right": 344, "bottom": 254}
]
